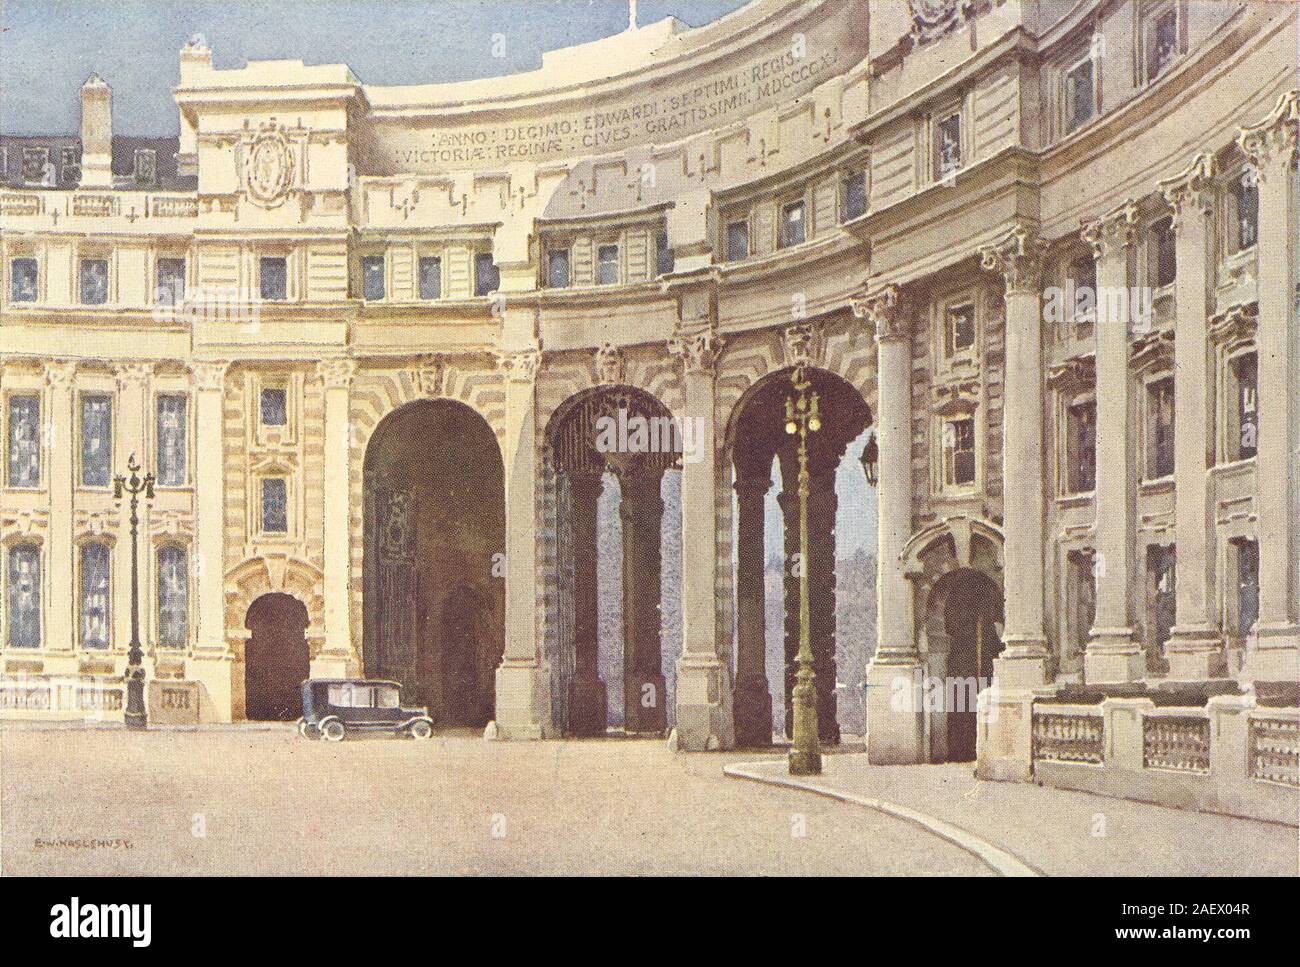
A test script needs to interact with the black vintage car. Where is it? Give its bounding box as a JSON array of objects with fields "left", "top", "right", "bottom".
[{"left": 298, "top": 679, "right": 434, "bottom": 741}]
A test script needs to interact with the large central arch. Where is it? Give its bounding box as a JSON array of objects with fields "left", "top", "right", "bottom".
[{"left": 362, "top": 398, "right": 505, "bottom": 728}]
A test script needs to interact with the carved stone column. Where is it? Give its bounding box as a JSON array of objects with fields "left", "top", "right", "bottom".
[
  {"left": 567, "top": 471, "right": 607, "bottom": 735},
  {"left": 732, "top": 475, "right": 772, "bottom": 746},
  {"left": 620, "top": 470, "right": 666, "bottom": 732},
  {"left": 45, "top": 361, "right": 76, "bottom": 655},
  {"left": 1160, "top": 155, "right": 1225, "bottom": 679},
  {"left": 1238, "top": 91, "right": 1300, "bottom": 682},
  {"left": 1081, "top": 203, "right": 1146, "bottom": 683},
  {"left": 316, "top": 358, "right": 358, "bottom": 677}
]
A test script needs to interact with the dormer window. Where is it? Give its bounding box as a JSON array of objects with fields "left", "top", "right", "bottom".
[
  {"left": 725, "top": 219, "right": 750, "bottom": 262},
  {"left": 133, "top": 148, "right": 156, "bottom": 186},
  {"left": 361, "top": 254, "right": 385, "bottom": 301},
  {"left": 418, "top": 256, "right": 442, "bottom": 300},
  {"left": 60, "top": 146, "right": 81, "bottom": 185},
  {"left": 596, "top": 244, "right": 619, "bottom": 286},
  {"left": 655, "top": 233, "right": 674, "bottom": 276},
  {"left": 779, "top": 200, "right": 806, "bottom": 248},
  {"left": 474, "top": 253, "right": 499, "bottom": 296},
  {"left": 546, "top": 248, "right": 571, "bottom": 289},
  {"left": 841, "top": 170, "right": 867, "bottom": 221}
]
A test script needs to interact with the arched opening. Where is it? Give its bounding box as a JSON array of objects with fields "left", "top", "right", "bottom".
[
  {"left": 244, "top": 592, "right": 310, "bottom": 721},
  {"left": 727, "top": 366, "right": 873, "bottom": 747},
  {"left": 924, "top": 567, "right": 1003, "bottom": 762},
  {"left": 363, "top": 399, "right": 505, "bottom": 728},
  {"left": 545, "top": 385, "right": 681, "bottom": 736}
]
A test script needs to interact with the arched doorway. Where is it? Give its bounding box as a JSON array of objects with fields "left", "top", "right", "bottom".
[
  {"left": 726, "top": 366, "right": 872, "bottom": 747},
  {"left": 363, "top": 399, "right": 505, "bottom": 728},
  {"left": 244, "top": 592, "right": 310, "bottom": 721},
  {"left": 927, "top": 568, "right": 1002, "bottom": 762}
]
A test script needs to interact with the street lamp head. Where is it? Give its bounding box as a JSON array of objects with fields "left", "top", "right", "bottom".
[{"left": 860, "top": 430, "right": 879, "bottom": 486}]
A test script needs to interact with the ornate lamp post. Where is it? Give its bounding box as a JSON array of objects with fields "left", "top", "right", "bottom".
[
  {"left": 114, "top": 453, "right": 154, "bottom": 730},
  {"left": 785, "top": 366, "right": 822, "bottom": 776}
]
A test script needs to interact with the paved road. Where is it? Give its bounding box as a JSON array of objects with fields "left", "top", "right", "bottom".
[{"left": 1, "top": 728, "right": 991, "bottom": 876}]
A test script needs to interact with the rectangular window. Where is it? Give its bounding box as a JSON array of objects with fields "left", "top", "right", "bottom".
[
  {"left": 1068, "top": 255, "right": 1097, "bottom": 317},
  {"left": 945, "top": 303, "right": 976, "bottom": 356},
  {"left": 935, "top": 112, "right": 962, "bottom": 179},
  {"left": 7, "top": 394, "right": 41, "bottom": 487},
  {"left": 259, "top": 257, "right": 288, "bottom": 302},
  {"left": 260, "top": 387, "right": 287, "bottom": 428},
  {"left": 1068, "top": 550, "right": 1097, "bottom": 661},
  {"left": 726, "top": 220, "right": 750, "bottom": 262},
  {"left": 59, "top": 145, "right": 81, "bottom": 185},
  {"left": 1146, "top": 8, "right": 1178, "bottom": 83},
  {"left": 156, "top": 394, "right": 187, "bottom": 487},
  {"left": 841, "top": 170, "right": 867, "bottom": 221},
  {"left": 1063, "top": 58, "right": 1094, "bottom": 134},
  {"left": 418, "top": 256, "right": 442, "bottom": 300},
  {"left": 157, "top": 545, "right": 188, "bottom": 648},
  {"left": 6, "top": 544, "right": 41, "bottom": 648},
  {"left": 80, "top": 542, "right": 111, "bottom": 650},
  {"left": 21, "top": 146, "right": 48, "bottom": 184},
  {"left": 656, "top": 233, "right": 674, "bottom": 276},
  {"left": 1147, "top": 378, "right": 1175, "bottom": 478},
  {"left": 474, "top": 253, "right": 499, "bottom": 296},
  {"left": 133, "top": 148, "right": 156, "bottom": 186},
  {"left": 79, "top": 258, "right": 109, "bottom": 305},
  {"left": 261, "top": 478, "right": 288, "bottom": 534},
  {"left": 10, "top": 258, "right": 38, "bottom": 302},
  {"left": 1233, "top": 353, "right": 1258, "bottom": 461},
  {"left": 1148, "top": 544, "right": 1176, "bottom": 658},
  {"left": 780, "top": 200, "right": 806, "bottom": 248},
  {"left": 1232, "top": 177, "right": 1258, "bottom": 251},
  {"left": 156, "top": 257, "right": 185, "bottom": 305},
  {"left": 596, "top": 244, "right": 619, "bottom": 286},
  {"left": 1235, "top": 539, "right": 1259, "bottom": 637},
  {"left": 546, "top": 248, "right": 571, "bottom": 289},
  {"left": 1151, "top": 217, "right": 1176, "bottom": 288},
  {"left": 361, "top": 254, "right": 385, "bottom": 301},
  {"left": 79, "top": 394, "right": 112, "bottom": 488},
  {"left": 945, "top": 417, "right": 976, "bottom": 486},
  {"left": 1067, "top": 401, "right": 1097, "bottom": 494}
]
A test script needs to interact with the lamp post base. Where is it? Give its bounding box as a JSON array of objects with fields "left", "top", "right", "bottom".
[
  {"left": 124, "top": 667, "right": 147, "bottom": 730},
  {"left": 788, "top": 747, "right": 822, "bottom": 776}
]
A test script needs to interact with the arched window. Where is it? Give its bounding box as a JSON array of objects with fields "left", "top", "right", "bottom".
[
  {"left": 80, "top": 541, "right": 111, "bottom": 649},
  {"left": 157, "top": 545, "right": 189, "bottom": 648},
  {"left": 6, "top": 543, "right": 41, "bottom": 648}
]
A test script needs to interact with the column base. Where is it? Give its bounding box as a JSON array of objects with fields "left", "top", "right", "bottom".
[
  {"left": 1084, "top": 627, "right": 1146, "bottom": 684},
  {"left": 993, "top": 637, "right": 1052, "bottom": 688},
  {"left": 492, "top": 659, "right": 555, "bottom": 740},
  {"left": 672, "top": 654, "right": 734, "bottom": 751},
  {"left": 1241, "top": 623, "right": 1300, "bottom": 684},
  {"left": 732, "top": 673, "right": 773, "bottom": 747},
  {"left": 567, "top": 674, "right": 608, "bottom": 736},
  {"left": 864, "top": 658, "right": 925, "bottom": 764},
  {"left": 1165, "top": 626, "right": 1226, "bottom": 680},
  {"left": 624, "top": 672, "right": 668, "bottom": 733},
  {"left": 186, "top": 649, "right": 237, "bottom": 724},
  {"left": 975, "top": 685, "right": 1050, "bottom": 782}
]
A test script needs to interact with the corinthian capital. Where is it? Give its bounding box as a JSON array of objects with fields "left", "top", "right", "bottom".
[
  {"left": 317, "top": 357, "right": 358, "bottom": 389},
  {"left": 851, "top": 284, "right": 909, "bottom": 342},
  {"left": 1080, "top": 200, "right": 1139, "bottom": 260},
  {"left": 114, "top": 362, "right": 155, "bottom": 388},
  {"left": 43, "top": 360, "right": 77, "bottom": 389},
  {"left": 667, "top": 328, "right": 724, "bottom": 374},
  {"left": 1237, "top": 89, "right": 1298, "bottom": 178},
  {"left": 1158, "top": 152, "right": 1217, "bottom": 225},
  {"left": 495, "top": 346, "right": 542, "bottom": 384},
  {"left": 980, "top": 224, "right": 1048, "bottom": 294},
  {"left": 191, "top": 361, "right": 229, "bottom": 392}
]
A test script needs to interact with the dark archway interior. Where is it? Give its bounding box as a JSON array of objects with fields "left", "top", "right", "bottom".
[
  {"left": 730, "top": 367, "right": 871, "bottom": 747},
  {"left": 244, "top": 592, "right": 310, "bottom": 721},
  {"left": 363, "top": 399, "right": 505, "bottom": 728},
  {"left": 937, "top": 568, "right": 1003, "bottom": 762}
]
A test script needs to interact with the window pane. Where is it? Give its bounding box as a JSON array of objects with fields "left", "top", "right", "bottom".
[
  {"left": 7, "top": 544, "right": 41, "bottom": 648},
  {"left": 1150, "top": 546, "right": 1176, "bottom": 655},
  {"left": 842, "top": 170, "right": 867, "bottom": 221},
  {"left": 1068, "top": 402, "right": 1096, "bottom": 493},
  {"left": 1235, "top": 354, "right": 1257, "bottom": 460},
  {"left": 262, "top": 478, "right": 288, "bottom": 533},
  {"left": 80, "top": 259, "right": 108, "bottom": 305},
  {"left": 656, "top": 234, "right": 674, "bottom": 276},
  {"left": 156, "top": 257, "right": 185, "bottom": 305},
  {"left": 418, "top": 256, "right": 442, "bottom": 300},
  {"left": 260, "top": 388, "right": 287, "bottom": 427},
  {"left": 1237, "top": 540, "right": 1259, "bottom": 636},
  {"left": 1149, "top": 380, "right": 1175, "bottom": 477},
  {"left": 362, "top": 255, "right": 385, "bottom": 301},
  {"left": 936, "top": 114, "right": 961, "bottom": 178},
  {"left": 947, "top": 304, "right": 976, "bottom": 353},
  {"left": 80, "top": 394, "right": 112, "bottom": 487},
  {"left": 156, "top": 394, "right": 187, "bottom": 487},
  {"left": 10, "top": 258, "right": 38, "bottom": 302},
  {"left": 596, "top": 245, "right": 619, "bottom": 285},
  {"left": 376, "top": 686, "right": 400, "bottom": 708},
  {"left": 547, "top": 249, "right": 570, "bottom": 288},
  {"left": 1235, "top": 180, "right": 1258, "bottom": 250},
  {"left": 1064, "top": 60, "right": 1094, "bottom": 133},
  {"left": 474, "top": 253, "right": 499, "bottom": 296},
  {"left": 157, "top": 545, "right": 188, "bottom": 648},
  {"left": 8, "top": 395, "right": 41, "bottom": 487},
  {"left": 259, "top": 257, "right": 287, "bottom": 301},
  {"left": 1147, "top": 11, "right": 1177, "bottom": 82},
  {"left": 80, "top": 542, "right": 110, "bottom": 649},
  {"left": 134, "top": 149, "right": 156, "bottom": 186},
  {"left": 726, "top": 221, "right": 749, "bottom": 262},
  {"left": 1153, "top": 219, "right": 1176, "bottom": 287},
  {"left": 781, "top": 202, "right": 805, "bottom": 247}
]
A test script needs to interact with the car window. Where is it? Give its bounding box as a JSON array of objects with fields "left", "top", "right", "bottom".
[{"left": 375, "top": 687, "right": 400, "bottom": 708}]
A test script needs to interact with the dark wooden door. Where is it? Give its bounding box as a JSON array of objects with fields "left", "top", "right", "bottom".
[{"left": 245, "top": 593, "right": 310, "bottom": 721}]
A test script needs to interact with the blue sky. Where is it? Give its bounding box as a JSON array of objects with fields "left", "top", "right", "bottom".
[{"left": 0, "top": 0, "right": 752, "bottom": 134}]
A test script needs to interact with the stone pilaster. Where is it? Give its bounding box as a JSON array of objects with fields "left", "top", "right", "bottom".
[
  {"left": 315, "top": 358, "right": 358, "bottom": 677},
  {"left": 620, "top": 470, "right": 666, "bottom": 732},
  {"left": 567, "top": 471, "right": 607, "bottom": 736},
  {"left": 732, "top": 475, "right": 772, "bottom": 747},
  {"left": 1077, "top": 204, "right": 1147, "bottom": 683},
  {"left": 113, "top": 363, "right": 151, "bottom": 655},
  {"left": 852, "top": 285, "right": 924, "bottom": 763},
  {"left": 1159, "top": 154, "right": 1225, "bottom": 679},
  {"left": 45, "top": 361, "right": 76, "bottom": 656},
  {"left": 1238, "top": 91, "right": 1300, "bottom": 682}
]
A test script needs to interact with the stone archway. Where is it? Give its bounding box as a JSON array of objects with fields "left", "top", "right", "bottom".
[
  {"left": 363, "top": 398, "right": 505, "bottom": 728},
  {"left": 725, "top": 365, "right": 872, "bottom": 746},
  {"left": 244, "top": 592, "right": 310, "bottom": 721}
]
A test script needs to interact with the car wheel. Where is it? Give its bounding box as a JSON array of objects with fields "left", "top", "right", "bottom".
[
  {"left": 320, "top": 719, "right": 346, "bottom": 743},
  {"left": 409, "top": 720, "right": 433, "bottom": 741}
]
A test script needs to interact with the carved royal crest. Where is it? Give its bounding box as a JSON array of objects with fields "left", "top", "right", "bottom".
[
  {"left": 910, "top": 0, "right": 963, "bottom": 43},
  {"left": 243, "top": 125, "right": 295, "bottom": 208}
]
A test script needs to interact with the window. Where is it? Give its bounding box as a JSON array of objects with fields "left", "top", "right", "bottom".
[
  {"left": 79, "top": 258, "right": 109, "bottom": 305},
  {"left": 361, "top": 255, "right": 385, "bottom": 301},
  {"left": 934, "top": 111, "right": 962, "bottom": 180},
  {"left": 259, "top": 257, "right": 287, "bottom": 301},
  {"left": 1146, "top": 378, "right": 1175, "bottom": 478},
  {"left": 261, "top": 477, "right": 288, "bottom": 534},
  {"left": 944, "top": 303, "right": 976, "bottom": 356},
  {"left": 1067, "top": 550, "right": 1097, "bottom": 662},
  {"left": 726, "top": 219, "right": 750, "bottom": 262},
  {"left": 474, "top": 253, "right": 499, "bottom": 296},
  {"left": 6, "top": 543, "right": 41, "bottom": 648},
  {"left": 7, "top": 395, "right": 41, "bottom": 487},
  {"left": 10, "top": 258, "right": 38, "bottom": 302},
  {"left": 1067, "top": 255, "right": 1097, "bottom": 318},
  {"left": 1234, "top": 539, "right": 1259, "bottom": 637},
  {"left": 260, "top": 387, "right": 287, "bottom": 428},
  {"left": 841, "top": 170, "right": 867, "bottom": 221},
  {"left": 656, "top": 233, "right": 674, "bottom": 276},
  {"left": 133, "top": 148, "right": 156, "bottom": 186},
  {"left": 596, "top": 244, "right": 619, "bottom": 286},
  {"left": 1066, "top": 401, "right": 1097, "bottom": 494},
  {"left": 1230, "top": 176, "right": 1258, "bottom": 252},
  {"left": 326, "top": 683, "right": 400, "bottom": 708},
  {"left": 1231, "top": 353, "right": 1257, "bottom": 461},
  {"left": 79, "top": 542, "right": 111, "bottom": 650},
  {"left": 1063, "top": 58, "right": 1094, "bottom": 134},
  {"left": 157, "top": 545, "right": 188, "bottom": 648},
  {"left": 1145, "top": 8, "right": 1178, "bottom": 84},
  {"left": 1147, "top": 544, "right": 1176, "bottom": 659},
  {"left": 944, "top": 417, "right": 976, "bottom": 486},
  {"left": 418, "top": 256, "right": 442, "bottom": 300},
  {"left": 156, "top": 394, "right": 187, "bottom": 487},
  {"left": 21, "top": 146, "right": 48, "bottom": 184},
  {"left": 59, "top": 145, "right": 81, "bottom": 185},
  {"left": 156, "top": 257, "right": 185, "bottom": 305},
  {"left": 1150, "top": 217, "right": 1176, "bottom": 288},
  {"left": 780, "top": 200, "right": 806, "bottom": 248},
  {"left": 80, "top": 394, "right": 112, "bottom": 488},
  {"left": 546, "top": 248, "right": 571, "bottom": 289}
]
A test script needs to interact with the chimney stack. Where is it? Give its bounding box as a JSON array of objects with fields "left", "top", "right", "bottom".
[{"left": 79, "top": 73, "right": 113, "bottom": 188}]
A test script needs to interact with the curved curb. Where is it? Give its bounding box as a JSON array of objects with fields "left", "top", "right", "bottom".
[{"left": 723, "top": 762, "right": 1044, "bottom": 877}]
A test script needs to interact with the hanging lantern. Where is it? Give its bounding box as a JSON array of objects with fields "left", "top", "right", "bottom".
[{"left": 860, "top": 430, "right": 879, "bottom": 486}]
